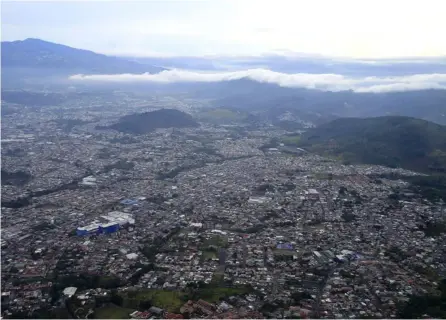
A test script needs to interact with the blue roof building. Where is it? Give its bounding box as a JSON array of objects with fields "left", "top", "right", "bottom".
[{"left": 120, "top": 199, "right": 138, "bottom": 205}]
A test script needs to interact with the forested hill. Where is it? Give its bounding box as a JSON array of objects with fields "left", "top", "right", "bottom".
[
  {"left": 298, "top": 116, "right": 446, "bottom": 173},
  {"left": 107, "top": 109, "right": 199, "bottom": 134}
]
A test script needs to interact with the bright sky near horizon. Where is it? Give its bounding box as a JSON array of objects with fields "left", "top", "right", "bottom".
[{"left": 2, "top": 0, "right": 445, "bottom": 58}]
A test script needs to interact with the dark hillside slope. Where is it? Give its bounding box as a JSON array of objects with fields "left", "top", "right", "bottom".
[
  {"left": 108, "top": 109, "right": 199, "bottom": 134},
  {"left": 201, "top": 80, "right": 446, "bottom": 125},
  {"left": 298, "top": 116, "right": 446, "bottom": 172}
]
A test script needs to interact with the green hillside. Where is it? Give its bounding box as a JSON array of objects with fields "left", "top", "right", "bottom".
[
  {"left": 298, "top": 116, "right": 446, "bottom": 173},
  {"left": 106, "top": 109, "right": 199, "bottom": 134}
]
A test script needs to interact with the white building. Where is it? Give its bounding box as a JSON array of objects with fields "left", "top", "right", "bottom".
[{"left": 63, "top": 287, "right": 77, "bottom": 298}]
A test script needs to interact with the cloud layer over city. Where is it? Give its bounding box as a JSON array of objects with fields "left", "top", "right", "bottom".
[{"left": 70, "top": 69, "right": 446, "bottom": 93}]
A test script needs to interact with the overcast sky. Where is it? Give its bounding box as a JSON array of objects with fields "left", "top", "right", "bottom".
[{"left": 2, "top": 0, "right": 446, "bottom": 58}]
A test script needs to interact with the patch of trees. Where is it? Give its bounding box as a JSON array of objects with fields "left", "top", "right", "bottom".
[
  {"left": 341, "top": 212, "right": 357, "bottom": 222},
  {"left": 156, "top": 161, "right": 206, "bottom": 180},
  {"left": 2, "top": 178, "right": 81, "bottom": 208},
  {"left": 104, "top": 160, "right": 135, "bottom": 171},
  {"left": 405, "top": 175, "right": 446, "bottom": 202},
  {"left": 32, "top": 221, "right": 55, "bottom": 232},
  {"left": 290, "top": 291, "right": 312, "bottom": 304},
  {"left": 398, "top": 279, "right": 446, "bottom": 319},
  {"left": 233, "top": 224, "right": 266, "bottom": 234},
  {"left": 53, "top": 274, "right": 122, "bottom": 292},
  {"left": 419, "top": 220, "right": 446, "bottom": 237},
  {"left": 108, "top": 109, "right": 199, "bottom": 134},
  {"left": 259, "top": 210, "right": 280, "bottom": 222},
  {"left": 53, "top": 119, "right": 90, "bottom": 132},
  {"left": 146, "top": 194, "right": 169, "bottom": 204},
  {"left": 1, "top": 169, "right": 32, "bottom": 186},
  {"left": 298, "top": 116, "right": 446, "bottom": 173},
  {"left": 109, "top": 136, "right": 139, "bottom": 144},
  {"left": 385, "top": 246, "right": 410, "bottom": 263},
  {"left": 254, "top": 183, "right": 275, "bottom": 195},
  {"left": 193, "top": 146, "right": 220, "bottom": 156},
  {"left": 1, "top": 196, "right": 31, "bottom": 208},
  {"left": 3, "top": 148, "right": 27, "bottom": 157},
  {"left": 128, "top": 263, "right": 155, "bottom": 285}
]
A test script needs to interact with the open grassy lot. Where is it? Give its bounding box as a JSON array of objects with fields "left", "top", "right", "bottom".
[
  {"left": 200, "top": 235, "right": 228, "bottom": 249},
  {"left": 94, "top": 305, "right": 135, "bottom": 319},
  {"left": 121, "top": 289, "right": 185, "bottom": 313},
  {"left": 194, "top": 286, "right": 251, "bottom": 303},
  {"left": 280, "top": 135, "right": 301, "bottom": 145},
  {"left": 201, "top": 249, "right": 217, "bottom": 261}
]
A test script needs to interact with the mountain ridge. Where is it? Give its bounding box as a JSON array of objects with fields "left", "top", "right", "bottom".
[{"left": 1, "top": 38, "right": 164, "bottom": 75}]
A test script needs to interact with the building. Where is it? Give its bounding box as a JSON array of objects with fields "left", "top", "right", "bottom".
[
  {"left": 76, "top": 224, "right": 100, "bottom": 236},
  {"left": 194, "top": 299, "right": 216, "bottom": 316},
  {"left": 63, "top": 287, "right": 77, "bottom": 298},
  {"left": 130, "top": 311, "right": 151, "bottom": 319},
  {"left": 102, "top": 222, "right": 119, "bottom": 234},
  {"left": 307, "top": 189, "right": 320, "bottom": 200},
  {"left": 148, "top": 306, "right": 163, "bottom": 316},
  {"left": 120, "top": 199, "right": 138, "bottom": 205},
  {"left": 76, "top": 211, "right": 134, "bottom": 236},
  {"left": 102, "top": 211, "right": 135, "bottom": 225},
  {"left": 79, "top": 176, "right": 97, "bottom": 186},
  {"left": 126, "top": 253, "right": 138, "bottom": 260},
  {"left": 277, "top": 243, "right": 293, "bottom": 250},
  {"left": 164, "top": 312, "right": 184, "bottom": 319}
]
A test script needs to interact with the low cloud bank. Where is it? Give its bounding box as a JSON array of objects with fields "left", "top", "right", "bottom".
[{"left": 69, "top": 69, "right": 446, "bottom": 93}]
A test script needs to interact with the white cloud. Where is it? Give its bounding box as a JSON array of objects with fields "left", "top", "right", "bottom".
[{"left": 69, "top": 69, "right": 446, "bottom": 93}]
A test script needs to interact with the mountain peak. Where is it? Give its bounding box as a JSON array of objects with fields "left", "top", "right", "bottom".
[{"left": 1, "top": 38, "right": 164, "bottom": 75}]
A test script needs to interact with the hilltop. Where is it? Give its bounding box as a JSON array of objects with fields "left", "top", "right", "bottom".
[
  {"left": 297, "top": 116, "right": 446, "bottom": 173},
  {"left": 107, "top": 109, "right": 199, "bottom": 134}
]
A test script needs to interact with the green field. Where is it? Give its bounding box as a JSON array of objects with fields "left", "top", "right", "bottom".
[
  {"left": 200, "top": 235, "right": 228, "bottom": 250},
  {"left": 118, "top": 285, "right": 252, "bottom": 312},
  {"left": 94, "top": 305, "right": 135, "bottom": 319},
  {"left": 122, "top": 289, "right": 185, "bottom": 313},
  {"left": 210, "top": 272, "right": 224, "bottom": 284},
  {"left": 201, "top": 250, "right": 217, "bottom": 261},
  {"left": 194, "top": 286, "right": 251, "bottom": 303},
  {"left": 280, "top": 135, "right": 301, "bottom": 145}
]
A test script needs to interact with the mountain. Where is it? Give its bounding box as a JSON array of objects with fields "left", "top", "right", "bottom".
[
  {"left": 106, "top": 109, "right": 199, "bottom": 134},
  {"left": 195, "top": 80, "right": 446, "bottom": 125},
  {"left": 122, "top": 54, "right": 446, "bottom": 76},
  {"left": 1, "top": 38, "right": 164, "bottom": 88},
  {"left": 124, "top": 56, "right": 219, "bottom": 71},
  {"left": 297, "top": 116, "right": 446, "bottom": 173}
]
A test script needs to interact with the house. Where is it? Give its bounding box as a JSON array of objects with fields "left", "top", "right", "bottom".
[
  {"left": 164, "top": 312, "right": 184, "bottom": 319},
  {"left": 149, "top": 306, "right": 164, "bottom": 316}
]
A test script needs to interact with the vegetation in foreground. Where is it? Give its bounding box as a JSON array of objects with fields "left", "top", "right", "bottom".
[{"left": 94, "top": 305, "right": 135, "bottom": 319}]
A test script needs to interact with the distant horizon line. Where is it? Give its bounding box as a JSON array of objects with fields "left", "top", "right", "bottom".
[{"left": 3, "top": 37, "right": 446, "bottom": 63}]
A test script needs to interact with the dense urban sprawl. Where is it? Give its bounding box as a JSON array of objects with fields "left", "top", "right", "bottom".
[{"left": 2, "top": 95, "right": 445, "bottom": 319}]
